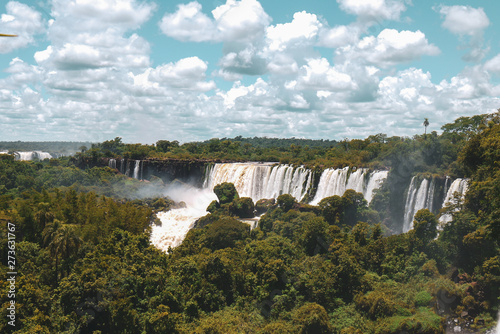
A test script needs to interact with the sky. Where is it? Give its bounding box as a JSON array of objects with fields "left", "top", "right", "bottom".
[{"left": 0, "top": 0, "right": 499, "bottom": 144}]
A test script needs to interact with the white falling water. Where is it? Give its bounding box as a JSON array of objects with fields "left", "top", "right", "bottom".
[
  {"left": 403, "top": 177, "right": 437, "bottom": 232},
  {"left": 108, "top": 159, "right": 117, "bottom": 169},
  {"left": 310, "top": 167, "right": 388, "bottom": 205},
  {"left": 120, "top": 159, "right": 125, "bottom": 174},
  {"left": 439, "top": 178, "right": 469, "bottom": 224},
  {"left": 133, "top": 160, "right": 141, "bottom": 179},
  {"left": 15, "top": 151, "right": 52, "bottom": 161},
  {"left": 150, "top": 185, "right": 217, "bottom": 252},
  {"left": 365, "top": 170, "right": 389, "bottom": 203},
  {"left": 204, "top": 163, "right": 313, "bottom": 202}
]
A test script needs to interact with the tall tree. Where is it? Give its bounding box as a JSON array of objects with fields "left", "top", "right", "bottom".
[{"left": 423, "top": 118, "right": 429, "bottom": 136}]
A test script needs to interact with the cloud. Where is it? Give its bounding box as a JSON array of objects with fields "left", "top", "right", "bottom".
[
  {"left": 336, "top": 29, "right": 440, "bottom": 68},
  {"left": 438, "top": 5, "right": 489, "bottom": 37},
  {"left": 212, "top": 0, "right": 271, "bottom": 42},
  {"left": 218, "top": 45, "right": 268, "bottom": 76},
  {"left": 132, "top": 57, "right": 216, "bottom": 92},
  {"left": 50, "top": 0, "right": 155, "bottom": 33},
  {"left": 319, "top": 24, "right": 360, "bottom": 48},
  {"left": 266, "top": 11, "right": 321, "bottom": 52},
  {"left": 2, "top": 58, "right": 42, "bottom": 89},
  {"left": 0, "top": 1, "right": 45, "bottom": 54},
  {"left": 160, "top": 0, "right": 270, "bottom": 43},
  {"left": 160, "top": 0, "right": 271, "bottom": 78},
  {"left": 159, "top": 2, "right": 216, "bottom": 42},
  {"left": 296, "top": 58, "right": 355, "bottom": 91},
  {"left": 1, "top": 0, "right": 500, "bottom": 143},
  {"left": 484, "top": 54, "right": 500, "bottom": 76},
  {"left": 438, "top": 5, "right": 490, "bottom": 62},
  {"left": 336, "top": 0, "right": 407, "bottom": 22}
]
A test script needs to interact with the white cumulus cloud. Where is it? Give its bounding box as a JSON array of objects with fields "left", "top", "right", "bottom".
[
  {"left": 159, "top": 2, "right": 216, "bottom": 42},
  {"left": 438, "top": 5, "right": 490, "bottom": 62},
  {"left": 266, "top": 11, "right": 321, "bottom": 52},
  {"left": 160, "top": 0, "right": 270, "bottom": 43},
  {"left": 337, "top": 0, "right": 407, "bottom": 22},
  {"left": 439, "top": 5, "right": 489, "bottom": 37},
  {"left": 337, "top": 29, "right": 440, "bottom": 68}
]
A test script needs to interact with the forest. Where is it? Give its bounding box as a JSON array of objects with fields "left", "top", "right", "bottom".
[{"left": 0, "top": 111, "right": 499, "bottom": 333}]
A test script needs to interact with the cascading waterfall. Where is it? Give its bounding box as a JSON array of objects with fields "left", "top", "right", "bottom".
[
  {"left": 439, "top": 178, "right": 469, "bottom": 224},
  {"left": 120, "top": 159, "right": 125, "bottom": 174},
  {"left": 403, "top": 177, "right": 437, "bottom": 232},
  {"left": 152, "top": 163, "right": 389, "bottom": 252},
  {"left": 364, "top": 170, "right": 389, "bottom": 204},
  {"left": 133, "top": 160, "right": 141, "bottom": 180},
  {"left": 125, "top": 160, "right": 131, "bottom": 177},
  {"left": 109, "top": 159, "right": 117, "bottom": 169},
  {"left": 153, "top": 162, "right": 312, "bottom": 252},
  {"left": 310, "top": 167, "right": 388, "bottom": 205},
  {"left": 151, "top": 185, "right": 217, "bottom": 252},
  {"left": 204, "top": 163, "right": 313, "bottom": 202},
  {"left": 14, "top": 151, "right": 53, "bottom": 161}
]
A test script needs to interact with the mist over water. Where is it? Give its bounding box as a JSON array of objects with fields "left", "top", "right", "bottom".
[{"left": 150, "top": 183, "right": 217, "bottom": 252}]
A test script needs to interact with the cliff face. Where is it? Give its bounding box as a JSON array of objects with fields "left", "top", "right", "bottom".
[{"left": 141, "top": 159, "right": 209, "bottom": 186}]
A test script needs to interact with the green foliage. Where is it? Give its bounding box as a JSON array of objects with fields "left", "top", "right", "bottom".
[
  {"left": 214, "top": 182, "right": 239, "bottom": 205},
  {"left": 202, "top": 217, "right": 250, "bottom": 250},
  {"left": 412, "top": 209, "right": 438, "bottom": 243},
  {"left": 230, "top": 197, "right": 255, "bottom": 218},
  {"left": 292, "top": 303, "right": 332, "bottom": 334},
  {"left": 276, "top": 194, "right": 297, "bottom": 212},
  {"left": 255, "top": 198, "right": 276, "bottom": 215}
]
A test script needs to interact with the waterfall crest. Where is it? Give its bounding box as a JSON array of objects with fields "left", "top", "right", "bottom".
[
  {"left": 204, "top": 163, "right": 313, "bottom": 202},
  {"left": 310, "top": 167, "right": 388, "bottom": 205}
]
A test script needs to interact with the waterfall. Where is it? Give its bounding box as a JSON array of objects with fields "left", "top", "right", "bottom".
[
  {"left": 403, "top": 177, "right": 437, "bottom": 232},
  {"left": 14, "top": 151, "right": 52, "bottom": 161},
  {"left": 120, "top": 159, "right": 125, "bottom": 174},
  {"left": 204, "top": 163, "right": 313, "bottom": 202},
  {"left": 310, "top": 167, "right": 388, "bottom": 205},
  {"left": 35, "top": 151, "right": 52, "bottom": 160},
  {"left": 152, "top": 163, "right": 388, "bottom": 253},
  {"left": 133, "top": 160, "right": 141, "bottom": 180},
  {"left": 125, "top": 160, "right": 131, "bottom": 177},
  {"left": 150, "top": 185, "right": 217, "bottom": 252},
  {"left": 109, "top": 159, "right": 117, "bottom": 169},
  {"left": 439, "top": 178, "right": 469, "bottom": 224},
  {"left": 365, "top": 170, "right": 389, "bottom": 203}
]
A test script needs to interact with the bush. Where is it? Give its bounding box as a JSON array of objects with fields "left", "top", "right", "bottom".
[
  {"left": 213, "top": 182, "right": 239, "bottom": 205},
  {"left": 277, "top": 194, "right": 296, "bottom": 212},
  {"left": 203, "top": 217, "right": 250, "bottom": 250},
  {"left": 230, "top": 197, "right": 255, "bottom": 218}
]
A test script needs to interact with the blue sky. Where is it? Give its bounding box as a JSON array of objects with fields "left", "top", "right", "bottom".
[{"left": 1, "top": 0, "right": 499, "bottom": 143}]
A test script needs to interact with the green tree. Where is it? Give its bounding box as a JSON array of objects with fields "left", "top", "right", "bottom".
[
  {"left": 412, "top": 209, "right": 438, "bottom": 244},
  {"left": 292, "top": 303, "right": 332, "bottom": 334},
  {"left": 213, "top": 182, "right": 239, "bottom": 205}
]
